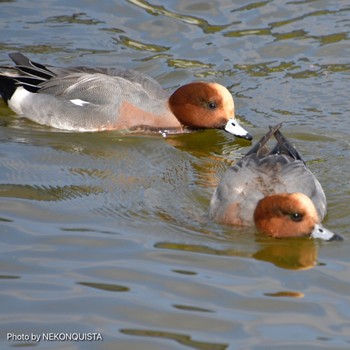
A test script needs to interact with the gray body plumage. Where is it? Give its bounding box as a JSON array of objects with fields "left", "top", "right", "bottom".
[
  {"left": 0, "top": 53, "right": 170, "bottom": 131},
  {"left": 209, "top": 123, "right": 327, "bottom": 226}
]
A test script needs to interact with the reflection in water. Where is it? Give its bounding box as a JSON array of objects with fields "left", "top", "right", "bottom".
[
  {"left": 0, "top": 184, "right": 104, "bottom": 201},
  {"left": 114, "top": 35, "right": 170, "bottom": 52},
  {"left": 0, "top": 0, "right": 349, "bottom": 349},
  {"left": 127, "top": 0, "right": 231, "bottom": 34},
  {"left": 45, "top": 13, "right": 104, "bottom": 26},
  {"left": 167, "top": 58, "right": 214, "bottom": 69},
  {"left": 165, "top": 131, "right": 247, "bottom": 190},
  {"left": 264, "top": 291, "right": 304, "bottom": 298},
  {"left": 172, "top": 304, "right": 214, "bottom": 313},
  {"left": 0, "top": 217, "right": 13, "bottom": 222},
  {"left": 0, "top": 275, "right": 20, "bottom": 279},
  {"left": 120, "top": 328, "right": 228, "bottom": 350},
  {"left": 253, "top": 237, "right": 318, "bottom": 270},
  {"left": 172, "top": 269, "right": 197, "bottom": 276},
  {"left": 269, "top": 8, "right": 342, "bottom": 30},
  {"left": 77, "top": 281, "right": 129, "bottom": 292},
  {"left": 156, "top": 237, "right": 318, "bottom": 270},
  {"left": 224, "top": 28, "right": 271, "bottom": 38}
]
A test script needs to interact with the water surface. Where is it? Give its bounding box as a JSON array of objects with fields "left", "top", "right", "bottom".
[{"left": 0, "top": 0, "right": 349, "bottom": 349}]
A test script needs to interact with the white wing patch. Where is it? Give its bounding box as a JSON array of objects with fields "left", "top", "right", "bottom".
[{"left": 70, "top": 99, "right": 90, "bottom": 106}]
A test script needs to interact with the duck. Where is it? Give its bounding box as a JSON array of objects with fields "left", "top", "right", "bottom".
[
  {"left": 209, "top": 123, "right": 342, "bottom": 240},
  {"left": 0, "top": 53, "right": 252, "bottom": 139}
]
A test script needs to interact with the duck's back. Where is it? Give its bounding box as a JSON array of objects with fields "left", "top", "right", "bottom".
[
  {"left": 1, "top": 53, "right": 176, "bottom": 131},
  {"left": 210, "top": 125, "right": 327, "bottom": 226},
  {"left": 45, "top": 66, "right": 170, "bottom": 100}
]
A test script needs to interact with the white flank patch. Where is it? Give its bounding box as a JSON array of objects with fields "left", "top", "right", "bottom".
[
  {"left": 70, "top": 99, "right": 90, "bottom": 106},
  {"left": 8, "top": 87, "right": 32, "bottom": 114}
]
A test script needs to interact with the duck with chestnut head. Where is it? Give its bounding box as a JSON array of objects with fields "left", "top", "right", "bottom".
[{"left": 210, "top": 123, "right": 342, "bottom": 241}]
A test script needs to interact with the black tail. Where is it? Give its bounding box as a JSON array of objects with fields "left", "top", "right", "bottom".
[
  {"left": 271, "top": 127, "right": 304, "bottom": 162},
  {"left": 0, "top": 76, "right": 18, "bottom": 103},
  {"left": 242, "top": 122, "right": 305, "bottom": 162},
  {"left": 8, "top": 53, "right": 55, "bottom": 81},
  {"left": 244, "top": 123, "right": 283, "bottom": 158},
  {"left": 0, "top": 53, "right": 56, "bottom": 102}
]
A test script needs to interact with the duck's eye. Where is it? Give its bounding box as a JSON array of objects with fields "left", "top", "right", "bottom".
[
  {"left": 290, "top": 212, "right": 303, "bottom": 222},
  {"left": 208, "top": 101, "right": 217, "bottom": 110}
]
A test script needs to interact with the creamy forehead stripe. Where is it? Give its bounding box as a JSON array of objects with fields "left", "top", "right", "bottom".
[{"left": 212, "top": 83, "right": 235, "bottom": 108}]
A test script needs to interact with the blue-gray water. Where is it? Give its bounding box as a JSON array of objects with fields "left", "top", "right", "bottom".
[{"left": 0, "top": 1, "right": 349, "bottom": 349}]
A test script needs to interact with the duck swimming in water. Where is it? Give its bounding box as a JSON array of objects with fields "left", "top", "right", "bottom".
[
  {"left": 210, "top": 123, "right": 342, "bottom": 240},
  {"left": 0, "top": 52, "right": 252, "bottom": 139}
]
